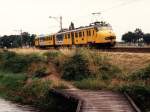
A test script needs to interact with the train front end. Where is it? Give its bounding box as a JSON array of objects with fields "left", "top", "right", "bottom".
[{"left": 94, "top": 22, "right": 116, "bottom": 47}]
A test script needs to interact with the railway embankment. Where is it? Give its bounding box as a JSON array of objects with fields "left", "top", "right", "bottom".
[{"left": 0, "top": 48, "right": 149, "bottom": 112}]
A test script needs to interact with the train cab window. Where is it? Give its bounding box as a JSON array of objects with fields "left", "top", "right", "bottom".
[
  {"left": 75, "top": 32, "right": 78, "bottom": 38},
  {"left": 56, "top": 34, "right": 63, "bottom": 41},
  {"left": 79, "top": 32, "right": 82, "bottom": 37}
]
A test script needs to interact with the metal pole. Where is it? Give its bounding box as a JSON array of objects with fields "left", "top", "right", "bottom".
[
  {"left": 60, "top": 16, "right": 62, "bottom": 31},
  {"left": 20, "top": 29, "right": 23, "bottom": 48},
  {"left": 49, "top": 16, "right": 63, "bottom": 31}
]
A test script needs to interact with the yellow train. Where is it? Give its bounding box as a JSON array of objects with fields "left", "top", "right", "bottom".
[{"left": 35, "top": 21, "right": 116, "bottom": 48}]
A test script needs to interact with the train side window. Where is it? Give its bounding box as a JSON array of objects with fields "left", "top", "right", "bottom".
[
  {"left": 83, "top": 32, "right": 84, "bottom": 37},
  {"left": 68, "top": 33, "right": 70, "bottom": 39},
  {"left": 87, "top": 30, "right": 89, "bottom": 36},
  {"left": 93, "top": 30, "right": 95, "bottom": 36},
  {"left": 71, "top": 32, "right": 74, "bottom": 38},
  {"left": 79, "top": 32, "right": 82, "bottom": 37},
  {"left": 65, "top": 34, "right": 67, "bottom": 39},
  {"left": 75, "top": 32, "right": 78, "bottom": 37},
  {"left": 89, "top": 30, "right": 91, "bottom": 36}
]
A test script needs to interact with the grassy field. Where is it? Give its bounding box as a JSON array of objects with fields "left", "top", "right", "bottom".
[
  {"left": 0, "top": 48, "right": 150, "bottom": 111},
  {"left": 100, "top": 52, "right": 150, "bottom": 74}
]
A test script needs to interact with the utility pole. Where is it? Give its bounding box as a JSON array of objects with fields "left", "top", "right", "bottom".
[
  {"left": 14, "top": 29, "right": 23, "bottom": 48},
  {"left": 49, "top": 16, "right": 63, "bottom": 31}
]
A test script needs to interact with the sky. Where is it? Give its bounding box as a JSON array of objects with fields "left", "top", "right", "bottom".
[{"left": 0, "top": 0, "right": 149, "bottom": 41}]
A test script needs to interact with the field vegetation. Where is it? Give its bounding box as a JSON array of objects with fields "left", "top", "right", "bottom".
[
  {"left": 60, "top": 48, "right": 150, "bottom": 112},
  {"left": 0, "top": 50, "right": 76, "bottom": 112},
  {"left": 0, "top": 48, "right": 150, "bottom": 112}
]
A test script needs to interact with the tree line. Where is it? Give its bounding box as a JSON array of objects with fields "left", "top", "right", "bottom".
[
  {"left": 122, "top": 28, "right": 150, "bottom": 44},
  {"left": 0, "top": 32, "right": 36, "bottom": 48}
]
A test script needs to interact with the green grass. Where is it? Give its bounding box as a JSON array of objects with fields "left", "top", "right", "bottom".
[
  {"left": 0, "top": 72, "right": 27, "bottom": 100},
  {"left": 74, "top": 78, "right": 108, "bottom": 90},
  {"left": 0, "top": 51, "right": 45, "bottom": 73}
]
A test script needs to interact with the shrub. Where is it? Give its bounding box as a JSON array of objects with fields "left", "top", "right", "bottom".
[
  {"left": 33, "top": 67, "right": 50, "bottom": 78},
  {"left": 61, "top": 48, "right": 121, "bottom": 81},
  {"left": 128, "top": 65, "right": 150, "bottom": 81},
  {"left": 0, "top": 72, "right": 27, "bottom": 96},
  {"left": 21, "top": 79, "right": 51, "bottom": 103},
  {"left": 119, "top": 84, "right": 150, "bottom": 111},
  {"left": 62, "top": 54, "right": 90, "bottom": 81},
  {"left": 43, "top": 51, "right": 61, "bottom": 59},
  {"left": 0, "top": 51, "right": 45, "bottom": 73}
]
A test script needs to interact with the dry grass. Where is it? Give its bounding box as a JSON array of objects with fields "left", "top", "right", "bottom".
[
  {"left": 5, "top": 48, "right": 150, "bottom": 76},
  {"left": 98, "top": 52, "right": 150, "bottom": 75},
  {"left": 8, "top": 48, "right": 51, "bottom": 54}
]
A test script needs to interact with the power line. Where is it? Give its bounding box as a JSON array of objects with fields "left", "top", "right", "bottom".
[{"left": 102, "top": 0, "right": 143, "bottom": 12}]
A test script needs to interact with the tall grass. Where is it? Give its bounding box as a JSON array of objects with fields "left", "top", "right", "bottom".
[
  {"left": 61, "top": 48, "right": 121, "bottom": 81},
  {"left": 0, "top": 51, "right": 45, "bottom": 73}
]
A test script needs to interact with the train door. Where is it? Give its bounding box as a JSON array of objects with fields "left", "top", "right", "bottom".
[
  {"left": 71, "top": 32, "right": 74, "bottom": 45},
  {"left": 56, "top": 34, "right": 64, "bottom": 46}
]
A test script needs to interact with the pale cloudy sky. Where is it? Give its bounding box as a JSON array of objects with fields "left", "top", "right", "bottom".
[{"left": 0, "top": 0, "right": 149, "bottom": 40}]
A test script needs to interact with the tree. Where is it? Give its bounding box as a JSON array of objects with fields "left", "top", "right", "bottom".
[
  {"left": 0, "top": 32, "right": 36, "bottom": 48},
  {"left": 122, "top": 32, "right": 136, "bottom": 43},
  {"left": 134, "top": 28, "right": 144, "bottom": 43},
  {"left": 143, "top": 34, "right": 150, "bottom": 45}
]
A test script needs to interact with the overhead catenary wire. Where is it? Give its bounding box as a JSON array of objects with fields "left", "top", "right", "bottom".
[{"left": 102, "top": 0, "right": 144, "bottom": 13}]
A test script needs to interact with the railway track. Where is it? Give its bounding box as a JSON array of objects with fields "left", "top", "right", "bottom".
[
  {"left": 52, "top": 89, "right": 140, "bottom": 112},
  {"left": 40, "top": 47, "right": 150, "bottom": 53},
  {"left": 98, "top": 47, "right": 150, "bottom": 53}
]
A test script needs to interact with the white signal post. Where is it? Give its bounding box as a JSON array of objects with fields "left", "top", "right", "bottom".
[{"left": 49, "top": 16, "right": 63, "bottom": 31}]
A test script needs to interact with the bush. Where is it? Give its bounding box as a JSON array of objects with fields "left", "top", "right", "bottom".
[
  {"left": 0, "top": 72, "right": 27, "bottom": 96},
  {"left": 21, "top": 79, "right": 51, "bottom": 103},
  {"left": 119, "top": 84, "right": 150, "bottom": 112},
  {"left": 128, "top": 65, "right": 150, "bottom": 81},
  {"left": 61, "top": 48, "right": 121, "bottom": 81},
  {"left": 62, "top": 54, "right": 90, "bottom": 81},
  {"left": 0, "top": 51, "right": 45, "bottom": 73},
  {"left": 33, "top": 67, "right": 50, "bottom": 78},
  {"left": 43, "top": 51, "right": 61, "bottom": 59}
]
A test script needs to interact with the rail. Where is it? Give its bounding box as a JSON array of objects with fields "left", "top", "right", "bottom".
[{"left": 124, "top": 92, "right": 142, "bottom": 112}]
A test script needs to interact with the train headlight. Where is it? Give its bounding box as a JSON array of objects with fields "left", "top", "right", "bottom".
[{"left": 105, "top": 36, "right": 116, "bottom": 40}]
